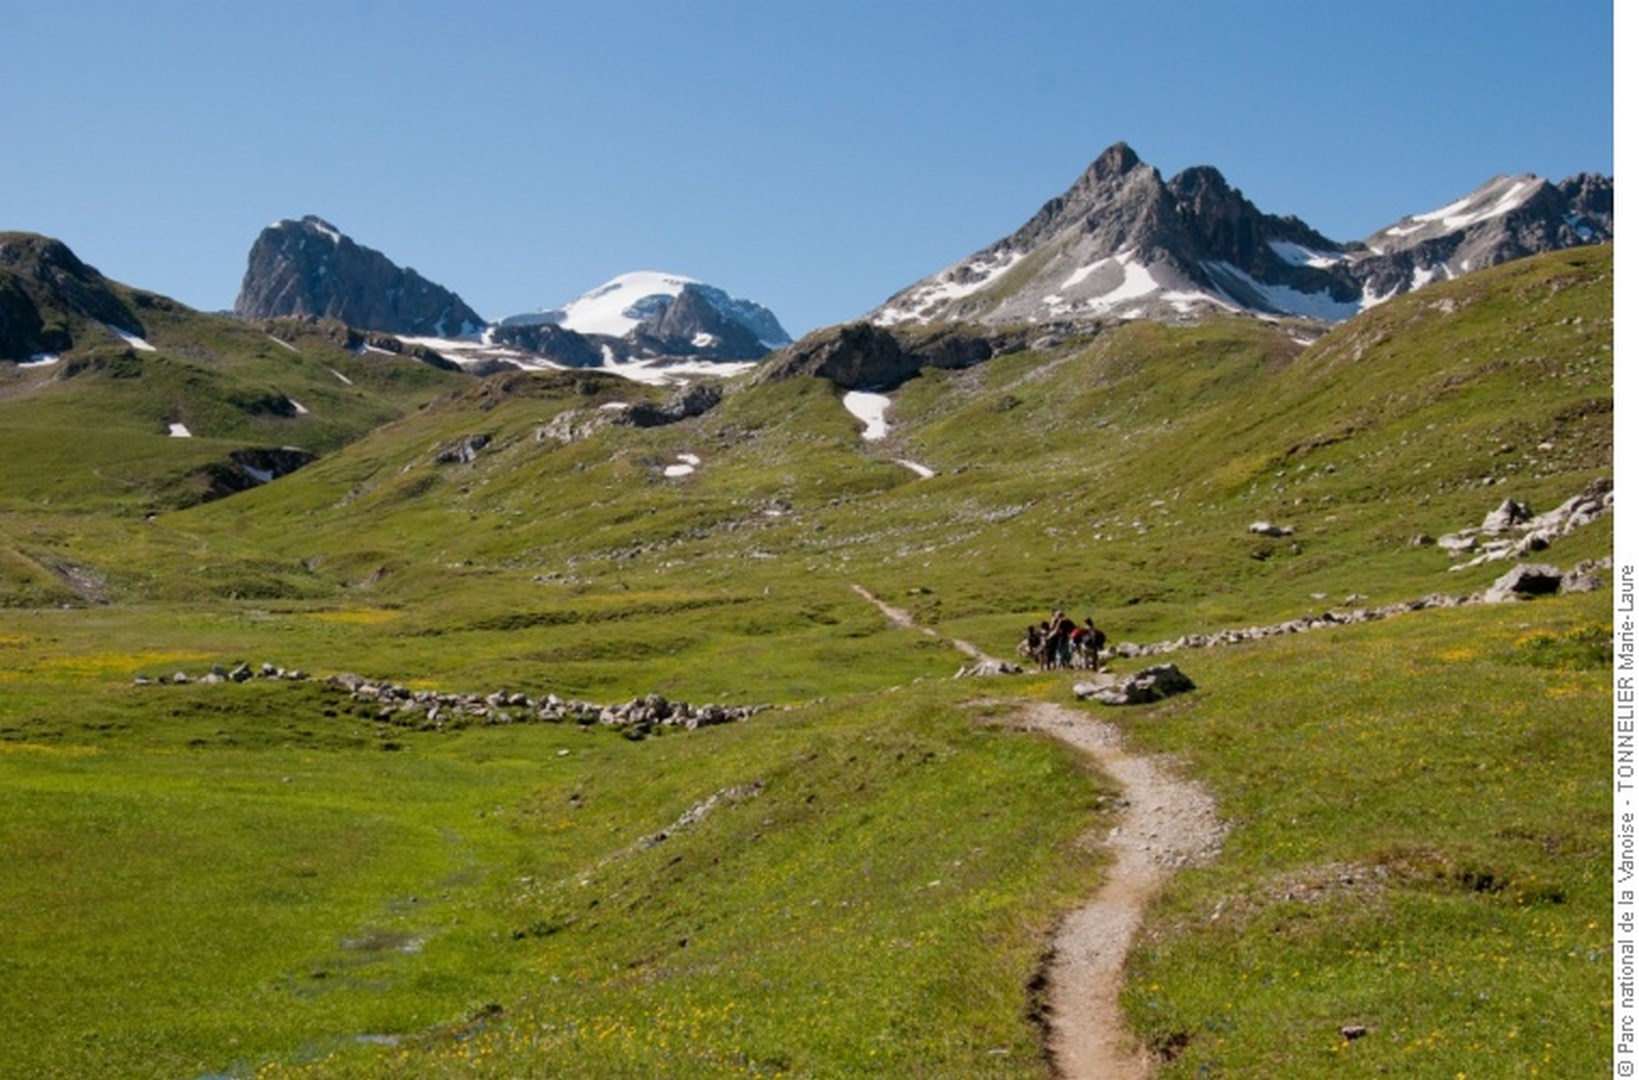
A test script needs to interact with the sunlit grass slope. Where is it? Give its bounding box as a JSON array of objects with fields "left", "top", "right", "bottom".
[{"left": 0, "top": 295, "right": 461, "bottom": 517}]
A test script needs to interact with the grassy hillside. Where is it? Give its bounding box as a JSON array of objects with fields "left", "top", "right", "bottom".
[
  {"left": 0, "top": 245, "right": 1613, "bottom": 1077},
  {"left": 0, "top": 302, "right": 461, "bottom": 515}
]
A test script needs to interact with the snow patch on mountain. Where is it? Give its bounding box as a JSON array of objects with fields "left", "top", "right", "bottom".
[
  {"left": 874, "top": 250, "right": 1025, "bottom": 326},
  {"left": 1268, "top": 240, "right": 1344, "bottom": 268},
  {"left": 1388, "top": 178, "right": 1539, "bottom": 238},
  {"left": 107, "top": 324, "right": 156, "bottom": 351},
  {"left": 1202, "top": 262, "right": 1361, "bottom": 321},
  {"left": 843, "top": 391, "right": 892, "bottom": 440},
  {"left": 544, "top": 271, "right": 699, "bottom": 338}
]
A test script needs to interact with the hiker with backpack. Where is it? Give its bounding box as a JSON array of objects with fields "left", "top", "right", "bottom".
[{"left": 1072, "top": 616, "right": 1106, "bottom": 671}]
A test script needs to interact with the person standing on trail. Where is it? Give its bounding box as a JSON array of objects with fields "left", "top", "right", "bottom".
[
  {"left": 1079, "top": 616, "right": 1105, "bottom": 672},
  {"left": 1046, "top": 609, "right": 1075, "bottom": 670}
]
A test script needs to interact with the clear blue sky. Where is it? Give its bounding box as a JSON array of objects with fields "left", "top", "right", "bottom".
[{"left": 0, "top": 0, "right": 1614, "bottom": 338}]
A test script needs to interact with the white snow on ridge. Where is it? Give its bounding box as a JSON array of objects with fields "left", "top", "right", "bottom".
[
  {"left": 605, "top": 357, "right": 758, "bottom": 387},
  {"left": 1268, "top": 240, "right": 1344, "bottom": 268},
  {"left": 1384, "top": 178, "right": 1541, "bottom": 240},
  {"left": 399, "top": 335, "right": 553, "bottom": 372},
  {"left": 875, "top": 250, "right": 1024, "bottom": 325},
  {"left": 107, "top": 324, "right": 156, "bottom": 351},
  {"left": 1411, "top": 264, "right": 1446, "bottom": 290},
  {"left": 1416, "top": 179, "right": 1535, "bottom": 232},
  {"left": 1205, "top": 262, "right": 1361, "bottom": 321},
  {"left": 21, "top": 353, "right": 61, "bottom": 367},
  {"left": 168, "top": 422, "right": 192, "bottom": 438},
  {"left": 554, "top": 271, "right": 699, "bottom": 338},
  {"left": 1061, "top": 259, "right": 1107, "bottom": 289}
]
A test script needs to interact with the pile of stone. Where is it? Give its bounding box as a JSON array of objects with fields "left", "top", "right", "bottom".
[
  {"left": 133, "top": 662, "right": 311, "bottom": 685},
  {"left": 1112, "top": 555, "right": 1610, "bottom": 662},
  {"left": 133, "top": 665, "right": 768, "bottom": 741},
  {"left": 1435, "top": 478, "right": 1613, "bottom": 571},
  {"left": 332, "top": 675, "right": 769, "bottom": 739}
]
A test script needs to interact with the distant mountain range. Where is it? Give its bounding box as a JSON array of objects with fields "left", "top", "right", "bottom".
[
  {"left": 6, "top": 143, "right": 1612, "bottom": 383},
  {"left": 233, "top": 218, "right": 791, "bottom": 378},
  {"left": 871, "top": 142, "right": 1612, "bottom": 328}
]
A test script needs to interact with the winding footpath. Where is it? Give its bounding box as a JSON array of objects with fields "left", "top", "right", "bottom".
[
  {"left": 850, "top": 585, "right": 1226, "bottom": 1078},
  {"left": 1005, "top": 702, "right": 1225, "bottom": 1078}
]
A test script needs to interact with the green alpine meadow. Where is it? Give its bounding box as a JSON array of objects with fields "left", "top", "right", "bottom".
[{"left": 0, "top": 241, "right": 1614, "bottom": 1078}]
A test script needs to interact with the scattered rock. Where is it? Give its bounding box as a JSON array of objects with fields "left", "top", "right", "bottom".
[
  {"left": 1442, "top": 479, "right": 1612, "bottom": 570},
  {"left": 954, "top": 659, "right": 1024, "bottom": 678},
  {"left": 132, "top": 663, "right": 768, "bottom": 742},
  {"left": 1563, "top": 558, "right": 1610, "bottom": 594},
  {"left": 1076, "top": 663, "right": 1196, "bottom": 706},
  {"left": 1248, "top": 521, "right": 1295, "bottom": 537},
  {"left": 1480, "top": 497, "right": 1533, "bottom": 534},
  {"left": 433, "top": 434, "right": 491, "bottom": 465}
]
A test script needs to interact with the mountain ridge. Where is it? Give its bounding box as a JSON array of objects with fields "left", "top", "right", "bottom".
[{"left": 871, "top": 141, "right": 1612, "bottom": 328}]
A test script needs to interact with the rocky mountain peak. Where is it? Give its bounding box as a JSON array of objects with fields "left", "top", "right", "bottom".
[
  {"left": 1087, "top": 140, "right": 1142, "bottom": 183},
  {"left": 234, "top": 217, "right": 483, "bottom": 337},
  {"left": 872, "top": 143, "right": 1612, "bottom": 329}
]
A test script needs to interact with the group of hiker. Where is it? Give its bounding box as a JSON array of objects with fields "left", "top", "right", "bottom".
[{"left": 1019, "top": 609, "right": 1106, "bottom": 672}]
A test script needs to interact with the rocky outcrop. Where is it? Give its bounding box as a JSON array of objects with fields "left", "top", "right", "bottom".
[
  {"left": 1073, "top": 663, "right": 1196, "bottom": 706},
  {"left": 189, "top": 447, "right": 319, "bottom": 503},
  {"left": 615, "top": 381, "right": 723, "bottom": 427},
  {"left": 484, "top": 321, "right": 605, "bottom": 368},
  {"left": 235, "top": 217, "right": 483, "bottom": 337},
  {"left": 1482, "top": 563, "right": 1564, "bottom": 604},
  {"left": 1111, "top": 556, "right": 1612, "bottom": 661},
  {"left": 1440, "top": 478, "right": 1613, "bottom": 571},
  {"left": 0, "top": 232, "right": 146, "bottom": 359},
  {"left": 754, "top": 321, "right": 1028, "bottom": 391},
  {"left": 432, "top": 434, "right": 491, "bottom": 465}
]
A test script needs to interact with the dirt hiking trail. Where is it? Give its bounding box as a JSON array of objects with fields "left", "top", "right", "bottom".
[
  {"left": 1004, "top": 701, "right": 1225, "bottom": 1079},
  {"left": 847, "top": 585, "right": 1225, "bottom": 1077}
]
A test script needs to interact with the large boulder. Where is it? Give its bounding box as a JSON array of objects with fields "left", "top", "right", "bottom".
[
  {"left": 1076, "top": 663, "right": 1196, "bottom": 706},
  {"left": 1482, "top": 563, "right": 1563, "bottom": 603}
]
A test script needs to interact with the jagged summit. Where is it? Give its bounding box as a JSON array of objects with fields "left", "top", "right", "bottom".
[
  {"left": 235, "top": 216, "right": 484, "bottom": 338},
  {"left": 871, "top": 143, "right": 1613, "bottom": 328}
]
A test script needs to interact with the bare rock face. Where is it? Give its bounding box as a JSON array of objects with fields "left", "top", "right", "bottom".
[
  {"left": 234, "top": 216, "right": 483, "bottom": 337},
  {"left": 753, "top": 321, "right": 1024, "bottom": 390},
  {"left": 630, "top": 285, "right": 768, "bottom": 360}
]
